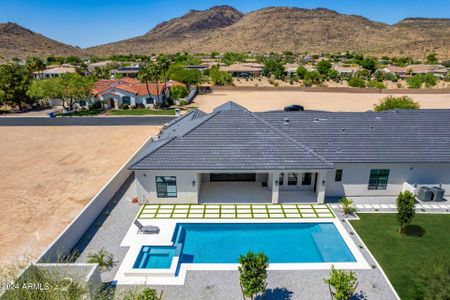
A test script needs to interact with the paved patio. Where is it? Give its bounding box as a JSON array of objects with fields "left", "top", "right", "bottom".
[
  {"left": 199, "top": 182, "right": 318, "bottom": 203},
  {"left": 138, "top": 203, "right": 334, "bottom": 219}
]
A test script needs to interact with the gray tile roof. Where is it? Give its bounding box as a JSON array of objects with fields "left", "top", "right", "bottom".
[
  {"left": 258, "top": 109, "right": 450, "bottom": 163},
  {"left": 129, "top": 102, "right": 450, "bottom": 170},
  {"left": 130, "top": 105, "right": 333, "bottom": 170}
]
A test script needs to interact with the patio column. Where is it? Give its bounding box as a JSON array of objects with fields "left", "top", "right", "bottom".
[
  {"left": 272, "top": 171, "right": 280, "bottom": 204},
  {"left": 316, "top": 171, "right": 327, "bottom": 203}
]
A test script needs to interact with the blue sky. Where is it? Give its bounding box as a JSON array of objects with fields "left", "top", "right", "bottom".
[{"left": 1, "top": 0, "right": 449, "bottom": 48}]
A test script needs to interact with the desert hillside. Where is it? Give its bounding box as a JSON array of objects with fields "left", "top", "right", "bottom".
[
  {"left": 87, "top": 6, "right": 450, "bottom": 59},
  {"left": 1, "top": 6, "right": 449, "bottom": 60},
  {"left": 0, "top": 22, "right": 84, "bottom": 60}
]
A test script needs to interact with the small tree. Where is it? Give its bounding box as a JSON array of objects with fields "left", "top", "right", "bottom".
[
  {"left": 324, "top": 265, "right": 358, "bottom": 300},
  {"left": 238, "top": 251, "right": 268, "bottom": 300},
  {"left": 87, "top": 248, "right": 115, "bottom": 271},
  {"left": 317, "top": 60, "right": 332, "bottom": 75},
  {"left": 340, "top": 197, "right": 357, "bottom": 215},
  {"left": 171, "top": 85, "right": 188, "bottom": 100},
  {"left": 396, "top": 191, "right": 416, "bottom": 233},
  {"left": 296, "top": 66, "right": 307, "bottom": 79},
  {"left": 374, "top": 95, "right": 420, "bottom": 112}
]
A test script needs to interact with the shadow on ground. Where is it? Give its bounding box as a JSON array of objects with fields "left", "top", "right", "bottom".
[
  {"left": 256, "top": 287, "right": 294, "bottom": 300},
  {"left": 404, "top": 224, "right": 426, "bottom": 237}
]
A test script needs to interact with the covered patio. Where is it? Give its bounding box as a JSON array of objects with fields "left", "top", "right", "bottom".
[{"left": 198, "top": 181, "right": 319, "bottom": 204}]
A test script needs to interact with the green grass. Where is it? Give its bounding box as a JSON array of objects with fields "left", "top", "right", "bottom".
[
  {"left": 350, "top": 214, "right": 450, "bottom": 299},
  {"left": 108, "top": 108, "right": 175, "bottom": 115}
]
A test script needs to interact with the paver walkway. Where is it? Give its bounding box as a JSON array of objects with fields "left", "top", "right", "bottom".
[
  {"left": 329, "top": 202, "right": 450, "bottom": 213},
  {"left": 138, "top": 203, "right": 334, "bottom": 219}
]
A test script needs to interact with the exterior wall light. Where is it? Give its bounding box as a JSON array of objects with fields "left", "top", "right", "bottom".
[
  {"left": 192, "top": 180, "right": 196, "bottom": 187},
  {"left": 275, "top": 180, "right": 278, "bottom": 186}
]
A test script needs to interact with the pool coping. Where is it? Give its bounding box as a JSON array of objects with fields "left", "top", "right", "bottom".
[{"left": 113, "top": 216, "right": 370, "bottom": 285}]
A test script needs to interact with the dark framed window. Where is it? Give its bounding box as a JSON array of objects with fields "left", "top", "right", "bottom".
[
  {"left": 302, "top": 173, "right": 312, "bottom": 185},
  {"left": 210, "top": 173, "right": 256, "bottom": 182},
  {"left": 146, "top": 97, "right": 154, "bottom": 104},
  {"left": 288, "top": 173, "right": 297, "bottom": 185},
  {"left": 79, "top": 100, "right": 86, "bottom": 107},
  {"left": 335, "top": 169, "right": 343, "bottom": 182},
  {"left": 156, "top": 176, "right": 177, "bottom": 198},
  {"left": 122, "top": 96, "right": 131, "bottom": 105},
  {"left": 368, "top": 169, "right": 390, "bottom": 190},
  {"left": 279, "top": 173, "right": 284, "bottom": 185}
]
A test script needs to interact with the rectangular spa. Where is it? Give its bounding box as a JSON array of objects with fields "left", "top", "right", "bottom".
[{"left": 133, "top": 222, "right": 356, "bottom": 269}]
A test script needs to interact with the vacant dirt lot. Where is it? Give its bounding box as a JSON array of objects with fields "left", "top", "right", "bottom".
[
  {"left": 0, "top": 126, "right": 160, "bottom": 266},
  {"left": 194, "top": 90, "right": 450, "bottom": 112}
]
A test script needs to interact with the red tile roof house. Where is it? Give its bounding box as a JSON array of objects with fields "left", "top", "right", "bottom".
[{"left": 91, "top": 78, "right": 184, "bottom": 109}]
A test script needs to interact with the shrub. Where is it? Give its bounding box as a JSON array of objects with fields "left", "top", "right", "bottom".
[
  {"left": 324, "top": 265, "right": 358, "bottom": 300},
  {"left": 171, "top": 85, "right": 188, "bottom": 100},
  {"left": 120, "top": 104, "right": 129, "bottom": 110},
  {"left": 210, "top": 66, "right": 233, "bottom": 86},
  {"left": 348, "top": 78, "right": 366, "bottom": 88},
  {"left": 407, "top": 74, "right": 438, "bottom": 89},
  {"left": 136, "top": 103, "right": 145, "bottom": 109},
  {"left": 396, "top": 191, "right": 416, "bottom": 233},
  {"left": 296, "top": 66, "right": 307, "bottom": 79},
  {"left": 122, "top": 288, "right": 160, "bottom": 300},
  {"left": 87, "top": 248, "right": 115, "bottom": 271},
  {"left": 368, "top": 80, "right": 386, "bottom": 89},
  {"left": 239, "top": 251, "right": 268, "bottom": 299},
  {"left": 340, "top": 197, "right": 357, "bottom": 215},
  {"left": 317, "top": 60, "right": 332, "bottom": 75},
  {"left": 131, "top": 105, "right": 137, "bottom": 109},
  {"left": 374, "top": 95, "right": 420, "bottom": 112},
  {"left": 179, "top": 99, "right": 187, "bottom": 106},
  {"left": 304, "top": 71, "right": 321, "bottom": 84}
]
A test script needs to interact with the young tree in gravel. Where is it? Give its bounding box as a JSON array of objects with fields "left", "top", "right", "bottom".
[
  {"left": 239, "top": 251, "right": 268, "bottom": 300},
  {"left": 296, "top": 66, "right": 307, "bottom": 79},
  {"left": 28, "top": 73, "right": 94, "bottom": 111},
  {"left": 374, "top": 95, "right": 419, "bottom": 112},
  {"left": 396, "top": 191, "right": 416, "bottom": 233},
  {"left": 317, "top": 60, "right": 332, "bottom": 75},
  {"left": 0, "top": 63, "right": 33, "bottom": 110},
  {"left": 324, "top": 265, "right": 358, "bottom": 300}
]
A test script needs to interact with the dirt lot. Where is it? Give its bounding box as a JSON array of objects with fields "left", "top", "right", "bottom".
[
  {"left": 193, "top": 90, "right": 450, "bottom": 112},
  {"left": 0, "top": 126, "right": 160, "bottom": 266}
]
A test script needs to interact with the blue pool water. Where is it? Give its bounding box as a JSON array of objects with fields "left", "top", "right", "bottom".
[
  {"left": 133, "top": 222, "right": 356, "bottom": 269},
  {"left": 133, "top": 246, "right": 177, "bottom": 269}
]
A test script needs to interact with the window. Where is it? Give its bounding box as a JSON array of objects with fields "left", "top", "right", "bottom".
[
  {"left": 210, "top": 173, "right": 256, "bottom": 182},
  {"left": 279, "top": 173, "right": 284, "bottom": 185},
  {"left": 122, "top": 96, "right": 131, "bottom": 105},
  {"left": 335, "top": 169, "right": 343, "bottom": 182},
  {"left": 368, "top": 169, "right": 390, "bottom": 190},
  {"left": 288, "top": 173, "right": 297, "bottom": 185},
  {"left": 146, "top": 97, "right": 154, "bottom": 104},
  {"left": 79, "top": 100, "right": 86, "bottom": 107},
  {"left": 156, "top": 176, "right": 177, "bottom": 198},
  {"left": 302, "top": 173, "right": 312, "bottom": 185}
]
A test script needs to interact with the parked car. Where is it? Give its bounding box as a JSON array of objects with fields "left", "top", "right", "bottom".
[{"left": 284, "top": 104, "right": 304, "bottom": 111}]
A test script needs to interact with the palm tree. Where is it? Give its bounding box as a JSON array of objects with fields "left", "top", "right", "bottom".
[
  {"left": 87, "top": 248, "right": 115, "bottom": 271},
  {"left": 138, "top": 61, "right": 162, "bottom": 108},
  {"left": 25, "top": 56, "right": 46, "bottom": 78}
]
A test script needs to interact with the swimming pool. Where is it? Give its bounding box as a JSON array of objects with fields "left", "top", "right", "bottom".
[{"left": 133, "top": 222, "right": 356, "bottom": 269}]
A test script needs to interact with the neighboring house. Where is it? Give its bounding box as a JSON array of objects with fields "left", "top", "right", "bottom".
[
  {"left": 284, "top": 63, "right": 299, "bottom": 77},
  {"left": 221, "top": 63, "right": 264, "bottom": 77},
  {"left": 185, "top": 65, "right": 209, "bottom": 73},
  {"left": 333, "top": 64, "right": 361, "bottom": 75},
  {"left": 33, "top": 65, "right": 77, "bottom": 79},
  {"left": 129, "top": 102, "right": 450, "bottom": 204},
  {"left": 383, "top": 64, "right": 448, "bottom": 78},
  {"left": 110, "top": 65, "right": 141, "bottom": 78},
  {"left": 87, "top": 60, "right": 113, "bottom": 71},
  {"left": 92, "top": 77, "right": 184, "bottom": 109}
]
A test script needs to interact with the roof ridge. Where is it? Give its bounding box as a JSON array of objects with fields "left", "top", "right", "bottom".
[
  {"left": 129, "top": 137, "right": 176, "bottom": 169},
  {"left": 248, "top": 111, "right": 334, "bottom": 168}
]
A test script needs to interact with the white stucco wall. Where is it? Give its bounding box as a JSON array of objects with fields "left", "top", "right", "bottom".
[
  {"left": 135, "top": 170, "right": 200, "bottom": 204},
  {"left": 325, "top": 162, "right": 450, "bottom": 198}
]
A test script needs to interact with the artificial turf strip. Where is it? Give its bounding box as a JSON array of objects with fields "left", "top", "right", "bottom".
[{"left": 350, "top": 214, "right": 450, "bottom": 300}]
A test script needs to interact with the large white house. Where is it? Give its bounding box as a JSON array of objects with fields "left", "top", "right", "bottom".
[{"left": 128, "top": 102, "right": 450, "bottom": 204}]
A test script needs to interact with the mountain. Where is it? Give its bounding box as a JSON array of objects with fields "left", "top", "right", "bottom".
[
  {"left": 87, "top": 6, "right": 450, "bottom": 59},
  {"left": 0, "top": 22, "right": 84, "bottom": 61}
]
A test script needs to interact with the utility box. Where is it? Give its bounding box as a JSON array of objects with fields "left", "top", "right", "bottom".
[
  {"left": 418, "top": 186, "right": 433, "bottom": 201},
  {"left": 431, "top": 186, "right": 445, "bottom": 201}
]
